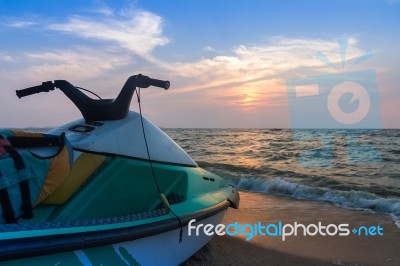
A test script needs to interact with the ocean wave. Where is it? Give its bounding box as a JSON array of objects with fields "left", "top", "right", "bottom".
[
  {"left": 229, "top": 177, "right": 400, "bottom": 225},
  {"left": 388, "top": 149, "right": 400, "bottom": 155}
]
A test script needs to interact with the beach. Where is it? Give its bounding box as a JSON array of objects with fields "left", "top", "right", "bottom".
[
  {"left": 170, "top": 128, "right": 400, "bottom": 265},
  {"left": 184, "top": 190, "right": 400, "bottom": 266}
]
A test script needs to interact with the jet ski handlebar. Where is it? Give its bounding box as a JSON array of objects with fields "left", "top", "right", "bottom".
[
  {"left": 143, "top": 77, "right": 170, "bottom": 90},
  {"left": 16, "top": 81, "right": 56, "bottom": 98},
  {"left": 15, "top": 74, "right": 170, "bottom": 122}
]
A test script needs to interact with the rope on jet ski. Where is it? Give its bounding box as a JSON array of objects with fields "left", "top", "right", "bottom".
[
  {"left": 135, "top": 87, "right": 184, "bottom": 243},
  {"left": 76, "top": 86, "right": 102, "bottom": 100}
]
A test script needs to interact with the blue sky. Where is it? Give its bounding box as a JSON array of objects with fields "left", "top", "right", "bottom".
[{"left": 0, "top": 0, "right": 399, "bottom": 128}]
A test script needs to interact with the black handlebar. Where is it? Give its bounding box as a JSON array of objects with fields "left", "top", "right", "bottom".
[
  {"left": 133, "top": 74, "right": 170, "bottom": 90},
  {"left": 149, "top": 78, "right": 170, "bottom": 90},
  {"left": 16, "top": 81, "right": 55, "bottom": 98},
  {"left": 15, "top": 74, "right": 170, "bottom": 122}
]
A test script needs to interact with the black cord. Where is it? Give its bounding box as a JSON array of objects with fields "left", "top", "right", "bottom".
[
  {"left": 76, "top": 86, "right": 102, "bottom": 99},
  {"left": 135, "top": 87, "right": 183, "bottom": 243}
]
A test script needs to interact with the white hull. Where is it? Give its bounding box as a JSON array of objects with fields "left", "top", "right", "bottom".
[{"left": 6, "top": 210, "right": 227, "bottom": 266}]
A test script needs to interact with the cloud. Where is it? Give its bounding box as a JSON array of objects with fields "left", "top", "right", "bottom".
[
  {"left": 0, "top": 53, "right": 13, "bottom": 62},
  {"left": 0, "top": 2, "right": 375, "bottom": 127},
  {"left": 23, "top": 48, "right": 136, "bottom": 82},
  {"left": 48, "top": 10, "right": 169, "bottom": 56},
  {"left": 0, "top": 47, "right": 136, "bottom": 92},
  {"left": 164, "top": 37, "right": 365, "bottom": 94},
  {"left": 89, "top": 6, "right": 114, "bottom": 16},
  {"left": 6, "top": 7, "right": 364, "bottom": 99},
  {"left": 144, "top": 36, "right": 369, "bottom": 119},
  {"left": 7, "top": 20, "right": 37, "bottom": 28},
  {"left": 203, "top": 46, "right": 216, "bottom": 52}
]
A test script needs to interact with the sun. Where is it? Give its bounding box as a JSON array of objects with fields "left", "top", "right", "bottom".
[
  {"left": 230, "top": 79, "right": 283, "bottom": 110},
  {"left": 240, "top": 94, "right": 257, "bottom": 109},
  {"left": 244, "top": 96, "right": 253, "bottom": 103}
]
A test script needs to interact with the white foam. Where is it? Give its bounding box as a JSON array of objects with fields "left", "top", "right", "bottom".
[{"left": 230, "top": 177, "right": 400, "bottom": 228}]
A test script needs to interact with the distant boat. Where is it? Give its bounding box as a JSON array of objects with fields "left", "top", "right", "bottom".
[{"left": 269, "top": 128, "right": 283, "bottom": 132}]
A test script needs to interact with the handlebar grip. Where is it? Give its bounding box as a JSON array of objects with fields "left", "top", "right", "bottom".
[
  {"left": 16, "top": 81, "right": 55, "bottom": 98},
  {"left": 149, "top": 78, "right": 170, "bottom": 90}
]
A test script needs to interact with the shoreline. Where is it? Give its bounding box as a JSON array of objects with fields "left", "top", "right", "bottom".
[{"left": 184, "top": 190, "right": 400, "bottom": 265}]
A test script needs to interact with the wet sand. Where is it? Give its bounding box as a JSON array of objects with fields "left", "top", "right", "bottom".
[{"left": 184, "top": 190, "right": 400, "bottom": 266}]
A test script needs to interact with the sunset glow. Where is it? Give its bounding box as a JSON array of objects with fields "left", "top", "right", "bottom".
[{"left": 0, "top": 1, "right": 398, "bottom": 128}]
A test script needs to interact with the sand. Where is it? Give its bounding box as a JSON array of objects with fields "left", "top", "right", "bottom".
[{"left": 183, "top": 190, "right": 400, "bottom": 266}]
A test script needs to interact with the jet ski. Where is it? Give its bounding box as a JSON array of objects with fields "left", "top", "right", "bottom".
[{"left": 0, "top": 74, "right": 239, "bottom": 265}]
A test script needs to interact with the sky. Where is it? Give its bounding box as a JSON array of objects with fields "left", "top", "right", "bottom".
[{"left": 0, "top": 0, "right": 399, "bottom": 128}]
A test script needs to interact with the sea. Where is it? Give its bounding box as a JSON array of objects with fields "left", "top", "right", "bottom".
[
  {"left": 18, "top": 127, "right": 400, "bottom": 227},
  {"left": 164, "top": 128, "right": 400, "bottom": 227}
]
